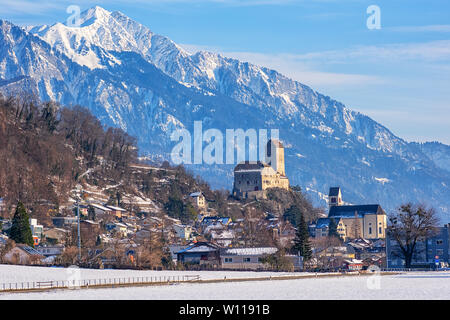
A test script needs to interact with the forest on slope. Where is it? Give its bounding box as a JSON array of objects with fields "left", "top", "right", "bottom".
[{"left": 0, "top": 95, "right": 138, "bottom": 222}]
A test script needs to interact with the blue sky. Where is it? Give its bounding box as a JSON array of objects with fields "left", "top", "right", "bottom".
[{"left": 1, "top": 0, "right": 449, "bottom": 144}]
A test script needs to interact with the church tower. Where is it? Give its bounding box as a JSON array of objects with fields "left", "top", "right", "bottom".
[
  {"left": 328, "top": 187, "right": 343, "bottom": 208},
  {"left": 266, "top": 139, "right": 286, "bottom": 176}
]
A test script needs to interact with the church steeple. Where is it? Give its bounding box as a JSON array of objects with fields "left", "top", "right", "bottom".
[{"left": 328, "top": 187, "right": 343, "bottom": 207}]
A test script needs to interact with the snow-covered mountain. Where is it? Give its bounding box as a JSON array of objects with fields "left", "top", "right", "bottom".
[{"left": 1, "top": 6, "right": 449, "bottom": 218}]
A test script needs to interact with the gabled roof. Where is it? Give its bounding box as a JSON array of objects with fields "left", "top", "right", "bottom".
[
  {"left": 106, "top": 205, "right": 126, "bottom": 212},
  {"left": 81, "top": 219, "right": 99, "bottom": 225},
  {"left": 91, "top": 203, "right": 112, "bottom": 211},
  {"left": 17, "top": 245, "right": 43, "bottom": 256},
  {"left": 344, "top": 259, "right": 363, "bottom": 264},
  {"left": 329, "top": 187, "right": 341, "bottom": 197},
  {"left": 329, "top": 204, "right": 384, "bottom": 218},
  {"left": 316, "top": 218, "right": 330, "bottom": 229},
  {"left": 201, "top": 216, "right": 231, "bottom": 225},
  {"left": 175, "top": 242, "right": 219, "bottom": 254},
  {"left": 221, "top": 247, "right": 277, "bottom": 256}
]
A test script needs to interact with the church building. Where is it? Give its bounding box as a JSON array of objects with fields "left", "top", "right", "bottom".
[
  {"left": 233, "top": 139, "right": 289, "bottom": 199},
  {"left": 326, "top": 187, "right": 387, "bottom": 240}
]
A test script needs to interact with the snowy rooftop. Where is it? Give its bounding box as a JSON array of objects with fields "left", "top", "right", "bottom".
[
  {"left": 189, "top": 192, "right": 203, "bottom": 197},
  {"left": 222, "top": 247, "right": 278, "bottom": 256},
  {"left": 106, "top": 205, "right": 126, "bottom": 211},
  {"left": 177, "top": 245, "right": 218, "bottom": 254},
  {"left": 91, "top": 203, "right": 112, "bottom": 211}
]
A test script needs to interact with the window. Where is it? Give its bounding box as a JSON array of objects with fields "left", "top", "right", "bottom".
[
  {"left": 243, "top": 257, "right": 251, "bottom": 263},
  {"left": 224, "top": 258, "right": 233, "bottom": 263},
  {"left": 369, "top": 227, "right": 372, "bottom": 234},
  {"left": 436, "top": 239, "right": 443, "bottom": 245},
  {"left": 331, "top": 198, "right": 336, "bottom": 203},
  {"left": 379, "top": 227, "right": 382, "bottom": 234}
]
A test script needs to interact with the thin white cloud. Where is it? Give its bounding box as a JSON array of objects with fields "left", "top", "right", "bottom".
[
  {"left": 295, "top": 41, "right": 450, "bottom": 63},
  {"left": 389, "top": 25, "right": 450, "bottom": 33},
  {"left": 0, "top": 0, "right": 63, "bottom": 15}
]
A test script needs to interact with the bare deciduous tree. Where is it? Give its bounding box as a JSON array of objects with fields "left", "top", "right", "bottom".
[{"left": 387, "top": 203, "right": 439, "bottom": 268}]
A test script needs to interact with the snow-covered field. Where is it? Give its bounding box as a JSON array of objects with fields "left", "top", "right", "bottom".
[
  {"left": 0, "top": 264, "right": 298, "bottom": 283},
  {"left": 0, "top": 265, "right": 449, "bottom": 300}
]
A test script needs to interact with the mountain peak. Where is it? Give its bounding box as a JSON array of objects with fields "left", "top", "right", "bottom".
[{"left": 76, "top": 6, "right": 112, "bottom": 27}]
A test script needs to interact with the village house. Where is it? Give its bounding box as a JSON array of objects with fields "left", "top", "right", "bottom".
[
  {"left": 43, "top": 228, "right": 68, "bottom": 244},
  {"left": 210, "top": 229, "right": 235, "bottom": 247},
  {"left": 35, "top": 244, "right": 64, "bottom": 257},
  {"left": 90, "top": 203, "right": 113, "bottom": 217},
  {"left": 173, "top": 224, "right": 195, "bottom": 242},
  {"left": 188, "top": 192, "right": 207, "bottom": 210},
  {"left": 168, "top": 244, "right": 189, "bottom": 263},
  {"left": 176, "top": 241, "right": 221, "bottom": 267},
  {"left": 29, "top": 218, "right": 43, "bottom": 246},
  {"left": 220, "top": 247, "right": 278, "bottom": 270},
  {"left": 106, "top": 205, "right": 127, "bottom": 219},
  {"left": 343, "top": 259, "right": 364, "bottom": 271},
  {"left": 3, "top": 245, "right": 44, "bottom": 265},
  {"left": 112, "top": 222, "right": 129, "bottom": 237},
  {"left": 80, "top": 220, "right": 100, "bottom": 235},
  {"left": 199, "top": 216, "right": 232, "bottom": 232},
  {"left": 313, "top": 217, "right": 347, "bottom": 240},
  {"left": 52, "top": 216, "right": 77, "bottom": 228}
]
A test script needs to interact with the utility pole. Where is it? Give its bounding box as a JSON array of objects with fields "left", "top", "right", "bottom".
[
  {"left": 76, "top": 188, "right": 83, "bottom": 263},
  {"left": 77, "top": 197, "right": 81, "bottom": 262},
  {"left": 385, "top": 235, "right": 389, "bottom": 270}
]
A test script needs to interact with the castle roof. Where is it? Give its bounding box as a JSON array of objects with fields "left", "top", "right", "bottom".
[{"left": 234, "top": 161, "right": 270, "bottom": 172}]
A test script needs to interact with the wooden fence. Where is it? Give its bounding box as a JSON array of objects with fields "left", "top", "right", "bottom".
[{"left": 0, "top": 275, "right": 201, "bottom": 293}]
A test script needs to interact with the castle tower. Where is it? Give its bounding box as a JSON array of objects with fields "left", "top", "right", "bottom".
[
  {"left": 328, "top": 187, "right": 343, "bottom": 207},
  {"left": 265, "top": 139, "right": 286, "bottom": 176}
]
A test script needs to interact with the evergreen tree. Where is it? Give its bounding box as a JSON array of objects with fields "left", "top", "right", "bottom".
[
  {"left": 328, "top": 217, "right": 339, "bottom": 239},
  {"left": 9, "top": 202, "right": 34, "bottom": 247},
  {"left": 292, "top": 212, "right": 312, "bottom": 261},
  {"left": 283, "top": 205, "right": 302, "bottom": 227}
]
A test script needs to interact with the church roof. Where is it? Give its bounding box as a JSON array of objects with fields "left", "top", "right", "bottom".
[
  {"left": 329, "top": 187, "right": 341, "bottom": 196},
  {"left": 329, "top": 204, "right": 384, "bottom": 218}
]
